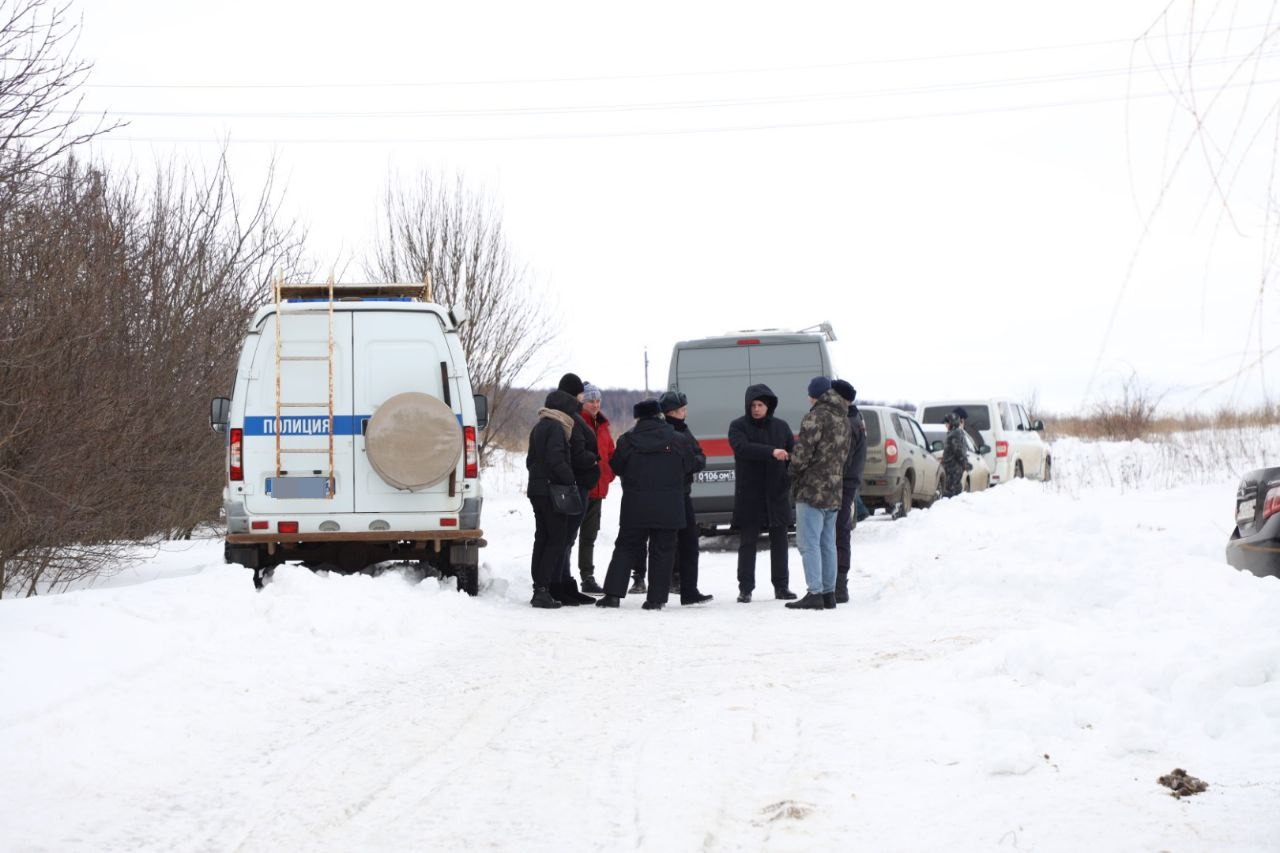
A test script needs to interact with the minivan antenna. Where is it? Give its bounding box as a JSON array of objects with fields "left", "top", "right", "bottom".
[{"left": 644, "top": 347, "right": 650, "bottom": 394}]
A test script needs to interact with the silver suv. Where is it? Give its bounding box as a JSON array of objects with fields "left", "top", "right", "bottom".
[{"left": 859, "top": 406, "right": 942, "bottom": 517}]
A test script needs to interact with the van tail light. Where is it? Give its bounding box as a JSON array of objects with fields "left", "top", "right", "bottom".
[
  {"left": 230, "top": 428, "right": 244, "bottom": 481},
  {"left": 885, "top": 438, "right": 898, "bottom": 465},
  {"left": 278, "top": 521, "right": 299, "bottom": 534},
  {"left": 1263, "top": 485, "right": 1280, "bottom": 521},
  {"left": 463, "top": 426, "right": 478, "bottom": 478},
  {"left": 996, "top": 440, "right": 1009, "bottom": 458}
]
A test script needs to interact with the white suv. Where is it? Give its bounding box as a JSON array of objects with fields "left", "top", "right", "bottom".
[{"left": 917, "top": 398, "right": 1051, "bottom": 484}]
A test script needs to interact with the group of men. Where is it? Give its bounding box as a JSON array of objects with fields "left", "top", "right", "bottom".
[
  {"left": 526, "top": 371, "right": 877, "bottom": 611},
  {"left": 524, "top": 373, "right": 712, "bottom": 610}
]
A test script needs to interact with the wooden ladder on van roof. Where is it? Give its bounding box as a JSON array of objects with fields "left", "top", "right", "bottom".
[{"left": 272, "top": 278, "right": 336, "bottom": 500}]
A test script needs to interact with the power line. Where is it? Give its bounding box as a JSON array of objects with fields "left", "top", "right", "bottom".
[
  {"left": 83, "top": 23, "right": 1280, "bottom": 91},
  {"left": 77, "top": 76, "right": 1280, "bottom": 146},
  {"left": 78, "top": 50, "right": 1280, "bottom": 122}
]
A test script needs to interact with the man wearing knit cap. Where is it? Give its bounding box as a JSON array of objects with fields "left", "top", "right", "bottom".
[
  {"left": 596, "top": 399, "right": 696, "bottom": 610},
  {"left": 576, "top": 383, "right": 615, "bottom": 594},
  {"left": 549, "top": 372, "right": 599, "bottom": 605},
  {"left": 831, "top": 379, "right": 866, "bottom": 604},
  {"left": 785, "top": 376, "right": 851, "bottom": 611},
  {"left": 659, "top": 390, "right": 713, "bottom": 605}
]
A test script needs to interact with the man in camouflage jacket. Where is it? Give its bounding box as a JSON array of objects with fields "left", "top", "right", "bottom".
[
  {"left": 941, "top": 409, "right": 971, "bottom": 498},
  {"left": 786, "top": 376, "right": 852, "bottom": 610}
]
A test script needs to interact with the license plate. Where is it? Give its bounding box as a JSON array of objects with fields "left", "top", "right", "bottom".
[
  {"left": 695, "top": 470, "right": 735, "bottom": 484},
  {"left": 266, "top": 476, "right": 331, "bottom": 499},
  {"left": 1236, "top": 501, "right": 1256, "bottom": 525}
]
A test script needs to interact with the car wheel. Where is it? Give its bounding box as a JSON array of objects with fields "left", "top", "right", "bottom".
[
  {"left": 964, "top": 475, "right": 971, "bottom": 492},
  {"left": 455, "top": 564, "right": 479, "bottom": 596},
  {"left": 892, "top": 475, "right": 914, "bottom": 519},
  {"left": 1014, "top": 460, "right": 1024, "bottom": 479},
  {"left": 1042, "top": 457, "right": 1052, "bottom": 481}
]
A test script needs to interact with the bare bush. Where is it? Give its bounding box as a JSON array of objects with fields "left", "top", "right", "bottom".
[
  {"left": 0, "top": 0, "right": 119, "bottom": 201},
  {"left": 0, "top": 155, "right": 304, "bottom": 597},
  {"left": 366, "top": 172, "right": 554, "bottom": 461}
]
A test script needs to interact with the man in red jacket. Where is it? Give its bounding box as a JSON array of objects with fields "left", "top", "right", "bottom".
[{"left": 577, "top": 383, "right": 616, "bottom": 593}]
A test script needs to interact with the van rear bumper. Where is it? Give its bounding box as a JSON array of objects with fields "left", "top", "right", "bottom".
[{"left": 226, "top": 529, "right": 484, "bottom": 545}]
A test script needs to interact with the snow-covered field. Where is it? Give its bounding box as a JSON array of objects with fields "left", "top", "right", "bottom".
[{"left": 2, "top": 437, "right": 1279, "bottom": 852}]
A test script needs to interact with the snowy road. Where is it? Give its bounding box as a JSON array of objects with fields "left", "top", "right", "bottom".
[{"left": 3, "top": 457, "right": 1280, "bottom": 851}]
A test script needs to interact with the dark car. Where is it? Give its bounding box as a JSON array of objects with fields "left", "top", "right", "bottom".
[{"left": 1225, "top": 467, "right": 1280, "bottom": 578}]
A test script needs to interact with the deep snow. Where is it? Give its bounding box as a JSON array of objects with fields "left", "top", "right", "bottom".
[{"left": 2, "top": 438, "right": 1279, "bottom": 852}]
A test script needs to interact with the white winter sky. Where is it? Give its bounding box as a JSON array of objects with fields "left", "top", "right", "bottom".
[{"left": 72, "top": 0, "right": 1280, "bottom": 413}]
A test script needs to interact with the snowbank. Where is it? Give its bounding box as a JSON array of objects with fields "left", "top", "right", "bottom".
[{"left": 1, "top": 440, "right": 1278, "bottom": 852}]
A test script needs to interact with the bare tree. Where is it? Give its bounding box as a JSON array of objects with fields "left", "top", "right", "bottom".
[
  {"left": 366, "top": 172, "right": 555, "bottom": 459},
  {"left": 0, "top": 0, "right": 120, "bottom": 201},
  {"left": 0, "top": 154, "right": 305, "bottom": 597}
]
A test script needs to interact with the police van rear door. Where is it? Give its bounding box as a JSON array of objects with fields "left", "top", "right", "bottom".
[
  {"left": 242, "top": 309, "right": 356, "bottom": 514},
  {"left": 351, "top": 309, "right": 463, "bottom": 515}
]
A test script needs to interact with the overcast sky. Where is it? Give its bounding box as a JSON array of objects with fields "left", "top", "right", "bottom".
[{"left": 72, "top": 1, "right": 1280, "bottom": 413}]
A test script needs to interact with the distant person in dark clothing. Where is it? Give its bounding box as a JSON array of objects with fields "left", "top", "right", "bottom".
[
  {"left": 728, "top": 384, "right": 797, "bottom": 603},
  {"left": 941, "top": 408, "right": 971, "bottom": 498},
  {"left": 576, "top": 383, "right": 615, "bottom": 594},
  {"left": 660, "top": 390, "right": 713, "bottom": 606},
  {"left": 552, "top": 372, "right": 599, "bottom": 605},
  {"left": 831, "top": 379, "right": 867, "bottom": 604},
  {"left": 596, "top": 400, "right": 696, "bottom": 610},
  {"left": 525, "top": 389, "right": 581, "bottom": 609}
]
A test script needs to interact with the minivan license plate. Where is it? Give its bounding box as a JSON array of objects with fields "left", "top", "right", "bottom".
[{"left": 695, "top": 470, "right": 735, "bottom": 484}]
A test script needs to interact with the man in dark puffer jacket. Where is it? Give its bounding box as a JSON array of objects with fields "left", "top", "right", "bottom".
[
  {"left": 525, "top": 389, "right": 581, "bottom": 609},
  {"left": 595, "top": 399, "right": 696, "bottom": 610},
  {"left": 728, "top": 384, "right": 796, "bottom": 603}
]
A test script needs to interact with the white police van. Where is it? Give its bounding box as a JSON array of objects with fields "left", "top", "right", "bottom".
[{"left": 210, "top": 282, "right": 486, "bottom": 591}]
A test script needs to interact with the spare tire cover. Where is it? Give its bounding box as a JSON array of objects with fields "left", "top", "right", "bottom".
[{"left": 365, "top": 392, "right": 463, "bottom": 490}]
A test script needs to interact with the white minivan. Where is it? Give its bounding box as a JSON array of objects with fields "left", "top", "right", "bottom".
[
  {"left": 210, "top": 283, "right": 486, "bottom": 591},
  {"left": 667, "top": 327, "right": 837, "bottom": 532},
  {"left": 917, "top": 398, "right": 1051, "bottom": 484}
]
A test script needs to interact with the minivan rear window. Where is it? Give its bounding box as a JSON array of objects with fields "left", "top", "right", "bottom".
[{"left": 922, "top": 404, "right": 991, "bottom": 431}]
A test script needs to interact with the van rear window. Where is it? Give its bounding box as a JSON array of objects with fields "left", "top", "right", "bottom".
[{"left": 923, "top": 404, "right": 990, "bottom": 431}]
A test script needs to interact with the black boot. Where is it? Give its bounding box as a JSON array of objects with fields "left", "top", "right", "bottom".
[
  {"left": 580, "top": 574, "right": 604, "bottom": 594},
  {"left": 681, "top": 592, "right": 714, "bottom": 605},
  {"left": 531, "top": 586, "right": 562, "bottom": 609},
  {"left": 629, "top": 575, "right": 647, "bottom": 594},
  {"left": 823, "top": 592, "right": 837, "bottom": 609},
  {"left": 566, "top": 577, "right": 596, "bottom": 604},
  {"left": 641, "top": 599, "right": 664, "bottom": 610},
  {"left": 774, "top": 587, "right": 798, "bottom": 600},
  {"left": 595, "top": 594, "right": 620, "bottom": 608},
  {"left": 549, "top": 583, "right": 580, "bottom": 606},
  {"left": 785, "top": 592, "right": 826, "bottom": 610},
  {"left": 835, "top": 570, "right": 850, "bottom": 604},
  {"left": 737, "top": 591, "right": 752, "bottom": 603}
]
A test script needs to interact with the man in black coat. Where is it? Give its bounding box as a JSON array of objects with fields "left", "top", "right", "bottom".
[
  {"left": 553, "top": 372, "right": 599, "bottom": 605},
  {"left": 525, "top": 389, "right": 581, "bottom": 609},
  {"left": 596, "top": 399, "right": 696, "bottom": 610},
  {"left": 659, "top": 390, "right": 713, "bottom": 606},
  {"left": 728, "top": 384, "right": 797, "bottom": 603},
  {"left": 832, "top": 379, "right": 867, "bottom": 604}
]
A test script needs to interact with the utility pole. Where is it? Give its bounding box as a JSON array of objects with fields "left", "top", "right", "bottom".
[{"left": 644, "top": 347, "right": 650, "bottom": 395}]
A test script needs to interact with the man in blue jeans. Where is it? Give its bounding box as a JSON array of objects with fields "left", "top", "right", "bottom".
[{"left": 785, "top": 376, "right": 852, "bottom": 610}]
